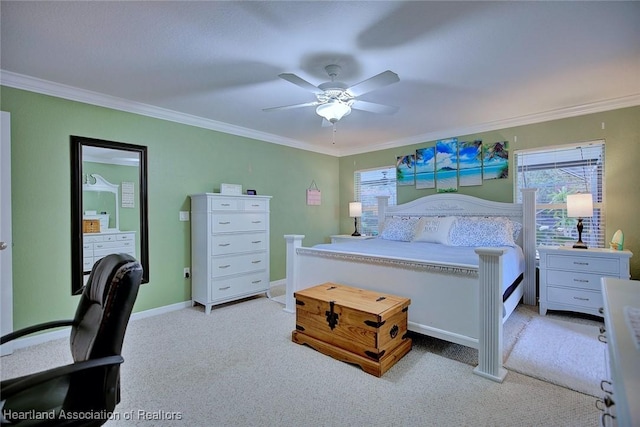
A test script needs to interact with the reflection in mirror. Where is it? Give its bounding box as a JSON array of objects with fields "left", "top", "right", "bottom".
[{"left": 71, "top": 136, "right": 148, "bottom": 295}]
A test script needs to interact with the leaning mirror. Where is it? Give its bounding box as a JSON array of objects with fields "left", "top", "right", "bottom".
[{"left": 71, "top": 136, "right": 149, "bottom": 295}]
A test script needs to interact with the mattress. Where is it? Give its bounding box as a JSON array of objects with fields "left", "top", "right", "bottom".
[{"left": 312, "top": 238, "right": 525, "bottom": 294}]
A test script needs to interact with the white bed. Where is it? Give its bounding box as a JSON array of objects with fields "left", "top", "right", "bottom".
[{"left": 284, "top": 189, "right": 537, "bottom": 382}]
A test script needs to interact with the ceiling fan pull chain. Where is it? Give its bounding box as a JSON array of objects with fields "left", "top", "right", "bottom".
[{"left": 332, "top": 123, "right": 337, "bottom": 145}]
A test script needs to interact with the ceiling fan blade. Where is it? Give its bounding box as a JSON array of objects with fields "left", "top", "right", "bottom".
[
  {"left": 278, "top": 73, "right": 323, "bottom": 94},
  {"left": 262, "top": 101, "right": 319, "bottom": 112},
  {"left": 347, "top": 70, "right": 400, "bottom": 97},
  {"left": 352, "top": 100, "right": 399, "bottom": 115}
]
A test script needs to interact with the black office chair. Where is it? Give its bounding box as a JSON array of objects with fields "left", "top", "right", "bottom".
[{"left": 1, "top": 253, "right": 143, "bottom": 426}]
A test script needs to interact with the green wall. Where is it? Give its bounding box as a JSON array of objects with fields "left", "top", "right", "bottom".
[
  {"left": 2, "top": 84, "right": 639, "bottom": 331},
  {"left": 1, "top": 86, "right": 339, "bottom": 330},
  {"left": 339, "top": 106, "right": 640, "bottom": 279}
]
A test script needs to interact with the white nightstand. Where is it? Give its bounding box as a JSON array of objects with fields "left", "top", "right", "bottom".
[
  {"left": 538, "top": 246, "right": 633, "bottom": 317},
  {"left": 330, "top": 235, "right": 376, "bottom": 244}
]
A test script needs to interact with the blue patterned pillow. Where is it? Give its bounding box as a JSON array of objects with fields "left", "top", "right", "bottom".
[
  {"left": 449, "top": 216, "right": 517, "bottom": 247},
  {"left": 380, "top": 217, "right": 420, "bottom": 242}
]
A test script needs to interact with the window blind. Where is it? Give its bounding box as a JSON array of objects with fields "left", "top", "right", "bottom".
[
  {"left": 515, "top": 140, "right": 605, "bottom": 248},
  {"left": 354, "top": 166, "right": 396, "bottom": 236}
]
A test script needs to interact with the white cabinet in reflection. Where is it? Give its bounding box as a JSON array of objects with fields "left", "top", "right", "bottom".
[{"left": 83, "top": 231, "right": 136, "bottom": 272}]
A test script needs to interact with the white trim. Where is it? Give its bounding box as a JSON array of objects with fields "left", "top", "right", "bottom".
[{"left": 2, "top": 70, "right": 638, "bottom": 158}]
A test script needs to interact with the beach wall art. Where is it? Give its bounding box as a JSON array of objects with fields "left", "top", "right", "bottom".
[
  {"left": 483, "top": 141, "right": 509, "bottom": 180},
  {"left": 396, "top": 154, "right": 415, "bottom": 186},
  {"left": 415, "top": 147, "right": 435, "bottom": 189},
  {"left": 458, "top": 139, "right": 483, "bottom": 186},
  {"left": 436, "top": 138, "right": 458, "bottom": 193}
]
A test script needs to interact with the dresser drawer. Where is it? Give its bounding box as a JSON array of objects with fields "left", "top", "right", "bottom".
[
  {"left": 103, "top": 233, "right": 135, "bottom": 242},
  {"left": 547, "top": 286, "right": 603, "bottom": 310},
  {"left": 210, "top": 197, "right": 239, "bottom": 211},
  {"left": 211, "top": 232, "right": 267, "bottom": 255},
  {"left": 243, "top": 199, "right": 267, "bottom": 211},
  {"left": 210, "top": 272, "right": 269, "bottom": 299},
  {"left": 211, "top": 252, "right": 267, "bottom": 278},
  {"left": 546, "top": 254, "right": 619, "bottom": 275},
  {"left": 545, "top": 270, "right": 609, "bottom": 292},
  {"left": 211, "top": 213, "right": 267, "bottom": 233}
]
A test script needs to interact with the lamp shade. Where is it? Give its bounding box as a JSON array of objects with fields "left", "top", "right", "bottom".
[
  {"left": 349, "top": 202, "right": 362, "bottom": 218},
  {"left": 567, "top": 193, "right": 593, "bottom": 218},
  {"left": 316, "top": 100, "right": 351, "bottom": 123}
]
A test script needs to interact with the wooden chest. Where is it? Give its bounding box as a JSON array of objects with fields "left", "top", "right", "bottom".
[{"left": 292, "top": 282, "right": 412, "bottom": 377}]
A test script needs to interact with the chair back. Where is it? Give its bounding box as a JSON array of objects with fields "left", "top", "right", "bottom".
[{"left": 70, "top": 253, "right": 143, "bottom": 362}]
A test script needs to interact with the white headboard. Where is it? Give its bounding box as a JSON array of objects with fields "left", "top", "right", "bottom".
[{"left": 377, "top": 190, "right": 538, "bottom": 305}]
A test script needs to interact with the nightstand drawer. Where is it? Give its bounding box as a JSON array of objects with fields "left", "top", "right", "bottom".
[
  {"left": 546, "top": 254, "right": 619, "bottom": 275},
  {"left": 546, "top": 270, "right": 608, "bottom": 292},
  {"left": 547, "top": 286, "right": 603, "bottom": 310}
]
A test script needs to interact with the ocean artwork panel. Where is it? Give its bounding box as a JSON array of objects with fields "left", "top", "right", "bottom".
[
  {"left": 483, "top": 141, "right": 509, "bottom": 180},
  {"left": 436, "top": 138, "right": 458, "bottom": 193},
  {"left": 459, "top": 140, "right": 483, "bottom": 186},
  {"left": 396, "top": 154, "right": 415, "bottom": 186},
  {"left": 415, "top": 147, "right": 435, "bottom": 189}
]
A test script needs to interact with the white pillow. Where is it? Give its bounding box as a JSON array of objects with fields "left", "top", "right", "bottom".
[
  {"left": 449, "top": 216, "right": 517, "bottom": 247},
  {"left": 413, "top": 216, "right": 456, "bottom": 244},
  {"left": 379, "top": 217, "right": 420, "bottom": 242}
]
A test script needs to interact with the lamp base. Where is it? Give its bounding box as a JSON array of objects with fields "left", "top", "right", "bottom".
[
  {"left": 351, "top": 231, "right": 361, "bottom": 237},
  {"left": 572, "top": 241, "right": 588, "bottom": 249}
]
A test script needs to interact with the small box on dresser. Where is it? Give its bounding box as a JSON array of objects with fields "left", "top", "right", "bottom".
[
  {"left": 538, "top": 246, "right": 632, "bottom": 317},
  {"left": 190, "top": 193, "right": 272, "bottom": 314},
  {"left": 292, "top": 282, "right": 412, "bottom": 377}
]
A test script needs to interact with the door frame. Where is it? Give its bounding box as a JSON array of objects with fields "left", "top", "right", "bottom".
[{"left": 1, "top": 111, "right": 13, "bottom": 355}]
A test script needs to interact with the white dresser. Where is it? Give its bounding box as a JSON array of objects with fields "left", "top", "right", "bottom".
[
  {"left": 190, "top": 193, "right": 271, "bottom": 314},
  {"left": 599, "top": 277, "right": 640, "bottom": 427},
  {"left": 538, "top": 246, "right": 632, "bottom": 316},
  {"left": 83, "top": 231, "right": 136, "bottom": 272}
]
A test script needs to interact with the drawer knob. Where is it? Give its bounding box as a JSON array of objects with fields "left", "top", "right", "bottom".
[
  {"left": 252, "top": 260, "right": 262, "bottom": 264},
  {"left": 219, "top": 221, "right": 231, "bottom": 225},
  {"left": 573, "top": 296, "right": 589, "bottom": 301},
  {"left": 219, "top": 265, "right": 231, "bottom": 269},
  {"left": 219, "top": 243, "right": 231, "bottom": 247},
  {"left": 219, "top": 286, "right": 231, "bottom": 290},
  {"left": 251, "top": 221, "right": 262, "bottom": 224}
]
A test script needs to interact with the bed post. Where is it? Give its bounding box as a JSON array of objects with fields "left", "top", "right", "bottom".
[
  {"left": 474, "top": 247, "right": 508, "bottom": 382},
  {"left": 521, "top": 188, "right": 537, "bottom": 306},
  {"left": 284, "top": 235, "right": 304, "bottom": 313},
  {"left": 377, "top": 196, "right": 389, "bottom": 234}
]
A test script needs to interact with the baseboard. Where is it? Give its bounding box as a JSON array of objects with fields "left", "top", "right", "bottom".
[{"left": 5, "top": 281, "right": 285, "bottom": 352}]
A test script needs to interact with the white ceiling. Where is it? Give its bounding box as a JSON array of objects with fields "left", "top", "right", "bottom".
[{"left": 1, "top": 1, "right": 639, "bottom": 156}]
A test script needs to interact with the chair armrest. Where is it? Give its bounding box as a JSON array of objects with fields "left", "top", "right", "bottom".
[
  {"left": 1, "top": 320, "right": 76, "bottom": 345},
  {"left": 1, "top": 355, "right": 124, "bottom": 398}
]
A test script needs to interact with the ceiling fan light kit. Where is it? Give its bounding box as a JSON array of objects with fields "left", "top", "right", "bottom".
[
  {"left": 316, "top": 100, "right": 352, "bottom": 123},
  {"left": 264, "top": 64, "right": 400, "bottom": 127}
]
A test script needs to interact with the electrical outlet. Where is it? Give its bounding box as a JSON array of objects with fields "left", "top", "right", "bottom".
[
  {"left": 179, "top": 211, "right": 189, "bottom": 221},
  {"left": 184, "top": 268, "right": 190, "bottom": 278}
]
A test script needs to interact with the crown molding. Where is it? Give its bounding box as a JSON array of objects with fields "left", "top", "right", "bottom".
[
  {"left": 2, "top": 70, "right": 637, "bottom": 158},
  {"left": 0, "top": 70, "right": 339, "bottom": 156},
  {"left": 338, "top": 93, "right": 640, "bottom": 156}
]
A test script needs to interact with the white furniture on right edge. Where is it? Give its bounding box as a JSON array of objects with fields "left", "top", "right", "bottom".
[
  {"left": 600, "top": 277, "right": 640, "bottom": 427},
  {"left": 190, "top": 193, "right": 272, "bottom": 314},
  {"left": 538, "top": 246, "right": 632, "bottom": 316}
]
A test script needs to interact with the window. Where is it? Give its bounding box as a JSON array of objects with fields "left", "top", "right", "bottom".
[
  {"left": 354, "top": 166, "right": 397, "bottom": 236},
  {"left": 515, "top": 141, "right": 605, "bottom": 248}
]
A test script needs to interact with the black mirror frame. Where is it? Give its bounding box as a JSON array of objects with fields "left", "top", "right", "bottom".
[{"left": 70, "top": 136, "right": 149, "bottom": 295}]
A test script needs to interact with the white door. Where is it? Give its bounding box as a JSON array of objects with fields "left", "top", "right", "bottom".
[{"left": 1, "top": 111, "right": 13, "bottom": 355}]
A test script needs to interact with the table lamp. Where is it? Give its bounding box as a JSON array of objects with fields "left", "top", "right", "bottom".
[
  {"left": 567, "top": 193, "right": 593, "bottom": 249},
  {"left": 349, "top": 202, "right": 362, "bottom": 236}
]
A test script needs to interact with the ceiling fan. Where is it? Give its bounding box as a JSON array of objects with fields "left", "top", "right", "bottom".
[{"left": 263, "top": 64, "right": 400, "bottom": 124}]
